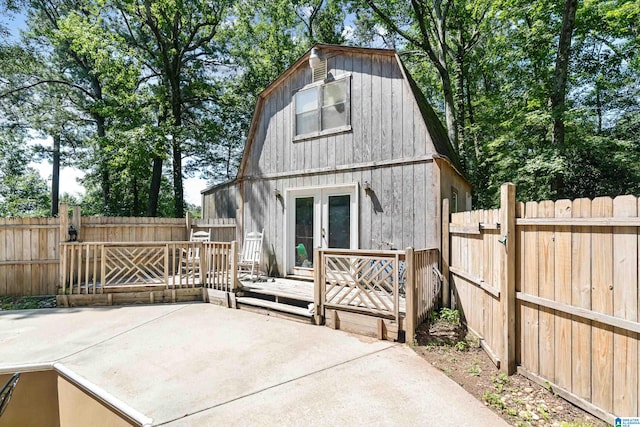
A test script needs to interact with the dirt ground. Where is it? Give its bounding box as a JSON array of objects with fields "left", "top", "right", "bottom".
[{"left": 412, "top": 310, "right": 609, "bottom": 427}]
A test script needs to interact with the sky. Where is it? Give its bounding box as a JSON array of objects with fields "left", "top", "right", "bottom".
[{"left": 5, "top": 12, "right": 206, "bottom": 206}]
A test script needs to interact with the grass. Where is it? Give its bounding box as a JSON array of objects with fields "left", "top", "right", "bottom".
[{"left": 0, "top": 296, "right": 56, "bottom": 310}]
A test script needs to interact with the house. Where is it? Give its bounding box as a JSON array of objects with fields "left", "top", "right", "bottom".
[{"left": 202, "top": 44, "right": 470, "bottom": 278}]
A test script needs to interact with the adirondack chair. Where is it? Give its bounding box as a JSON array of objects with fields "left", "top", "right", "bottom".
[
  {"left": 237, "top": 229, "right": 263, "bottom": 281},
  {"left": 183, "top": 229, "right": 211, "bottom": 275}
]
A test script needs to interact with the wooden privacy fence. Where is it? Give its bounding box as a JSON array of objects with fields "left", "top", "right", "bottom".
[
  {"left": 445, "top": 183, "right": 640, "bottom": 423},
  {"left": 0, "top": 203, "right": 236, "bottom": 296},
  {"left": 314, "top": 247, "right": 441, "bottom": 342},
  {"left": 0, "top": 217, "right": 60, "bottom": 296},
  {"left": 60, "top": 241, "right": 238, "bottom": 294}
]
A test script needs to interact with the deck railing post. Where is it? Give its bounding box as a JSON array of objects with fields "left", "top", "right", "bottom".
[
  {"left": 405, "top": 247, "right": 416, "bottom": 345},
  {"left": 313, "top": 248, "right": 324, "bottom": 325},
  {"left": 500, "top": 183, "right": 517, "bottom": 374},
  {"left": 100, "top": 244, "right": 107, "bottom": 291},
  {"left": 230, "top": 240, "right": 239, "bottom": 291}
]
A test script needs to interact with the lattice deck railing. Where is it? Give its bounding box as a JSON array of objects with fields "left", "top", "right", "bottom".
[
  {"left": 60, "top": 241, "right": 238, "bottom": 294},
  {"left": 315, "top": 247, "right": 441, "bottom": 342}
]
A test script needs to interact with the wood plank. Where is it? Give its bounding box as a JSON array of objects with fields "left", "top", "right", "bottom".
[
  {"left": 554, "top": 199, "right": 572, "bottom": 390},
  {"left": 442, "top": 198, "right": 450, "bottom": 307},
  {"left": 0, "top": 219, "right": 6, "bottom": 295},
  {"left": 517, "top": 217, "right": 640, "bottom": 226},
  {"left": 515, "top": 293, "right": 640, "bottom": 334},
  {"left": 449, "top": 266, "right": 499, "bottom": 298},
  {"left": 488, "top": 209, "right": 500, "bottom": 365},
  {"left": 538, "top": 200, "right": 555, "bottom": 383},
  {"left": 590, "top": 197, "right": 614, "bottom": 413},
  {"left": 500, "top": 184, "right": 516, "bottom": 374},
  {"left": 612, "top": 195, "right": 638, "bottom": 416},
  {"left": 571, "top": 198, "right": 592, "bottom": 400}
]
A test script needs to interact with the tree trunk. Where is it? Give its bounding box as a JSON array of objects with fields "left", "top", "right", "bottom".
[
  {"left": 147, "top": 156, "right": 163, "bottom": 216},
  {"left": 51, "top": 134, "right": 61, "bottom": 216},
  {"left": 455, "top": 49, "right": 466, "bottom": 166},
  {"left": 95, "top": 115, "right": 111, "bottom": 212},
  {"left": 550, "top": 0, "right": 578, "bottom": 198},
  {"left": 132, "top": 177, "right": 140, "bottom": 216},
  {"left": 551, "top": 0, "right": 578, "bottom": 147},
  {"left": 172, "top": 137, "right": 184, "bottom": 218}
]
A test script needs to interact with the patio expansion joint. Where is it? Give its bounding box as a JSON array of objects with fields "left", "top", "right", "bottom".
[
  {"left": 54, "top": 304, "right": 191, "bottom": 363},
  {"left": 154, "top": 342, "right": 401, "bottom": 426}
]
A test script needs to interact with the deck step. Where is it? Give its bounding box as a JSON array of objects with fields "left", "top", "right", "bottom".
[
  {"left": 236, "top": 296, "right": 313, "bottom": 319},
  {"left": 240, "top": 285, "right": 314, "bottom": 303}
]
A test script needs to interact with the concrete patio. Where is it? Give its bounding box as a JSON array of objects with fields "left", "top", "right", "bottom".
[{"left": 0, "top": 303, "right": 507, "bottom": 426}]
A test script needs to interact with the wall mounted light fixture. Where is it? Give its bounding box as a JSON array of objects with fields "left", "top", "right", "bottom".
[
  {"left": 274, "top": 189, "right": 282, "bottom": 200},
  {"left": 308, "top": 47, "right": 321, "bottom": 69},
  {"left": 363, "top": 181, "right": 372, "bottom": 192}
]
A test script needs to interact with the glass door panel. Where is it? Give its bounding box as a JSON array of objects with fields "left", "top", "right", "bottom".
[
  {"left": 327, "top": 195, "right": 351, "bottom": 249},
  {"left": 294, "top": 197, "right": 314, "bottom": 268}
]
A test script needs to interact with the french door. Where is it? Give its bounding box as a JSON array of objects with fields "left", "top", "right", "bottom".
[{"left": 286, "top": 184, "right": 358, "bottom": 277}]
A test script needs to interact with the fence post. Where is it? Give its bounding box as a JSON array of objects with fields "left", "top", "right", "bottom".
[
  {"left": 405, "top": 247, "right": 416, "bottom": 344},
  {"left": 186, "top": 211, "right": 192, "bottom": 238},
  {"left": 58, "top": 203, "right": 69, "bottom": 294},
  {"left": 500, "top": 183, "right": 516, "bottom": 374},
  {"left": 72, "top": 205, "right": 81, "bottom": 241},
  {"left": 59, "top": 203, "right": 69, "bottom": 243},
  {"left": 442, "top": 198, "right": 451, "bottom": 308}
]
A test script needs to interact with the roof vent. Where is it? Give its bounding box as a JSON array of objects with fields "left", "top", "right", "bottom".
[{"left": 309, "top": 47, "right": 327, "bottom": 82}]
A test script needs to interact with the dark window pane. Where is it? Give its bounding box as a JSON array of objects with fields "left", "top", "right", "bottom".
[
  {"left": 295, "top": 197, "right": 314, "bottom": 268},
  {"left": 328, "top": 195, "right": 350, "bottom": 249}
]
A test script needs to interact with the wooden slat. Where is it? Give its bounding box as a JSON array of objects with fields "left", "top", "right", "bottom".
[
  {"left": 571, "top": 198, "right": 591, "bottom": 400},
  {"left": 449, "top": 266, "right": 499, "bottom": 298},
  {"left": 538, "top": 200, "right": 555, "bottom": 383},
  {"left": 612, "top": 195, "right": 638, "bottom": 416},
  {"left": 554, "top": 199, "right": 572, "bottom": 391},
  {"left": 517, "top": 217, "right": 640, "bottom": 226},
  {"left": 516, "top": 293, "right": 640, "bottom": 334}
]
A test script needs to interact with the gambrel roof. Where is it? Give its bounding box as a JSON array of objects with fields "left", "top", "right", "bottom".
[{"left": 204, "top": 44, "right": 463, "bottom": 194}]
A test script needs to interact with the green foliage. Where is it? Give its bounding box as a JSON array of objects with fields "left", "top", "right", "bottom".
[
  {"left": 0, "top": 135, "right": 51, "bottom": 217},
  {"left": 483, "top": 391, "right": 505, "bottom": 409},
  {"left": 439, "top": 308, "right": 461, "bottom": 325},
  {"left": 1, "top": 0, "right": 639, "bottom": 218}
]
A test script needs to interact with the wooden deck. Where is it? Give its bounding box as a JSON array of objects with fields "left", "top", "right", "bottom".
[
  {"left": 240, "top": 276, "right": 406, "bottom": 314},
  {"left": 239, "top": 277, "right": 315, "bottom": 303}
]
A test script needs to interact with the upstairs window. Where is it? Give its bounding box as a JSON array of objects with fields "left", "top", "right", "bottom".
[{"left": 294, "top": 76, "right": 350, "bottom": 139}]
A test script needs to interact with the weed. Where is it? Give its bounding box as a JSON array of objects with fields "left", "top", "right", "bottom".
[
  {"left": 483, "top": 392, "right": 505, "bottom": 409},
  {"left": 519, "top": 410, "right": 532, "bottom": 421},
  {"left": 494, "top": 372, "right": 509, "bottom": 385},
  {"left": 537, "top": 404, "right": 550, "bottom": 421},
  {"left": 468, "top": 364, "right": 482, "bottom": 376},
  {"left": 439, "top": 308, "right": 460, "bottom": 324},
  {"left": 454, "top": 340, "right": 468, "bottom": 351},
  {"left": 506, "top": 408, "right": 518, "bottom": 417}
]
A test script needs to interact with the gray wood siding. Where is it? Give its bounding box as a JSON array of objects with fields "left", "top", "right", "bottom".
[
  {"left": 244, "top": 52, "right": 438, "bottom": 178},
  {"left": 202, "top": 183, "right": 238, "bottom": 220},
  {"left": 241, "top": 162, "right": 439, "bottom": 275}
]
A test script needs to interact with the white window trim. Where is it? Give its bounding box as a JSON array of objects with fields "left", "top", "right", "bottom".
[
  {"left": 293, "top": 73, "right": 352, "bottom": 142},
  {"left": 283, "top": 183, "right": 359, "bottom": 276}
]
